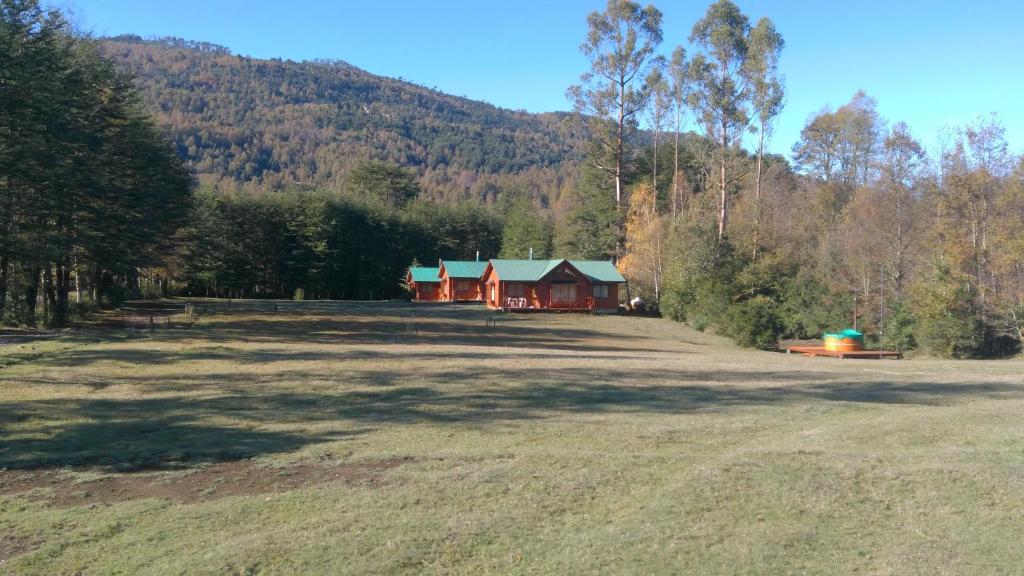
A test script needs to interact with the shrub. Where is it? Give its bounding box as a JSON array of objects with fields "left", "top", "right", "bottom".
[
  {"left": 140, "top": 281, "right": 164, "bottom": 300},
  {"left": 723, "top": 295, "right": 783, "bottom": 349},
  {"left": 779, "top": 267, "right": 853, "bottom": 339},
  {"left": 910, "top": 263, "right": 982, "bottom": 358},
  {"left": 883, "top": 301, "right": 917, "bottom": 352},
  {"left": 293, "top": 288, "right": 305, "bottom": 301},
  {"left": 661, "top": 224, "right": 738, "bottom": 328}
]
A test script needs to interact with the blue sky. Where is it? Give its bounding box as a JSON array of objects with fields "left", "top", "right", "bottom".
[{"left": 55, "top": 0, "right": 1024, "bottom": 157}]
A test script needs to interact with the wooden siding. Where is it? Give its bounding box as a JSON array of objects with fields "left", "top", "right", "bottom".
[
  {"left": 411, "top": 281, "right": 442, "bottom": 302},
  {"left": 439, "top": 272, "right": 485, "bottom": 302},
  {"left": 407, "top": 272, "right": 443, "bottom": 302},
  {"left": 483, "top": 262, "right": 620, "bottom": 312}
]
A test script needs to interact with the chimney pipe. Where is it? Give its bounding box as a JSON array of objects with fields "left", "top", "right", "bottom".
[
  {"left": 475, "top": 250, "right": 479, "bottom": 262},
  {"left": 438, "top": 258, "right": 442, "bottom": 268},
  {"left": 529, "top": 247, "right": 533, "bottom": 260}
]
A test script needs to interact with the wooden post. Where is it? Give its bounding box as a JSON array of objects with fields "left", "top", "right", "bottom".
[
  {"left": 853, "top": 295, "right": 858, "bottom": 331},
  {"left": 879, "top": 266, "right": 885, "bottom": 352}
]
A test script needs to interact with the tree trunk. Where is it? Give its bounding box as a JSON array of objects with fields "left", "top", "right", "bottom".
[
  {"left": 616, "top": 86, "right": 626, "bottom": 209},
  {"left": 753, "top": 127, "right": 765, "bottom": 260},
  {"left": 0, "top": 253, "right": 8, "bottom": 320},
  {"left": 74, "top": 259, "right": 82, "bottom": 304},
  {"left": 54, "top": 263, "right": 70, "bottom": 327},
  {"left": 127, "top": 268, "right": 140, "bottom": 300},
  {"left": 24, "top": 265, "right": 41, "bottom": 326},
  {"left": 652, "top": 128, "right": 658, "bottom": 191},
  {"left": 44, "top": 264, "right": 56, "bottom": 325},
  {"left": 614, "top": 81, "right": 627, "bottom": 256},
  {"left": 672, "top": 108, "right": 681, "bottom": 217},
  {"left": 654, "top": 222, "right": 663, "bottom": 305},
  {"left": 92, "top": 266, "right": 103, "bottom": 308},
  {"left": 0, "top": 177, "right": 10, "bottom": 320},
  {"left": 717, "top": 129, "right": 728, "bottom": 240}
]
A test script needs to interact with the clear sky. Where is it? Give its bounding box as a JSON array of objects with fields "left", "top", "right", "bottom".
[{"left": 54, "top": 0, "right": 1024, "bottom": 158}]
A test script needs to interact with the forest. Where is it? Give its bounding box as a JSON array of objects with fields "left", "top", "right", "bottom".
[
  {"left": 97, "top": 35, "right": 580, "bottom": 206},
  {"left": 2, "top": 0, "right": 1022, "bottom": 357}
]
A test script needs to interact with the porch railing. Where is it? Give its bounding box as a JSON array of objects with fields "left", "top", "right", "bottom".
[{"left": 548, "top": 297, "right": 595, "bottom": 311}]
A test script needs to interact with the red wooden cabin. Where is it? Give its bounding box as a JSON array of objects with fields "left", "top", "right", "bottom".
[
  {"left": 406, "top": 266, "right": 442, "bottom": 301},
  {"left": 481, "top": 259, "right": 624, "bottom": 313},
  {"left": 438, "top": 260, "right": 488, "bottom": 302}
]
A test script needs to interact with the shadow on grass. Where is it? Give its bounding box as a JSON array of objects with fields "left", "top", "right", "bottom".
[
  {"left": 19, "top": 298, "right": 706, "bottom": 371},
  {"left": 30, "top": 318, "right": 679, "bottom": 369},
  {"left": 0, "top": 418, "right": 349, "bottom": 472},
  {"left": 0, "top": 389, "right": 357, "bottom": 471},
  {"left": 182, "top": 297, "right": 708, "bottom": 348},
  {"left": 187, "top": 316, "right": 669, "bottom": 352},
  {"left": 6, "top": 300, "right": 1022, "bottom": 471},
  {"left": 5, "top": 362, "right": 1023, "bottom": 471},
  {"left": 35, "top": 346, "right": 691, "bottom": 371}
]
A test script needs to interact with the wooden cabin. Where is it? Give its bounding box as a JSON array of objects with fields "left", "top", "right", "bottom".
[
  {"left": 406, "top": 266, "right": 442, "bottom": 301},
  {"left": 482, "top": 259, "right": 624, "bottom": 313},
  {"left": 438, "top": 260, "right": 488, "bottom": 302}
]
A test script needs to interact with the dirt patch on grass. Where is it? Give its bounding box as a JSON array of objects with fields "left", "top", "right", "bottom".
[
  {"left": 0, "top": 457, "right": 410, "bottom": 507},
  {"left": 0, "top": 533, "right": 43, "bottom": 566}
]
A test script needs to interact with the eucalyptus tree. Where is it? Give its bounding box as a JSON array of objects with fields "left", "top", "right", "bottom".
[
  {"left": 743, "top": 17, "right": 784, "bottom": 258},
  {"left": 667, "top": 46, "right": 691, "bottom": 217},
  {"left": 645, "top": 58, "right": 672, "bottom": 194},
  {"left": 567, "top": 0, "right": 663, "bottom": 210},
  {"left": 688, "top": 0, "right": 752, "bottom": 240}
]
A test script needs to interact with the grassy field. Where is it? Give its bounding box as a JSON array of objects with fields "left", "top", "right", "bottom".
[{"left": 2, "top": 300, "right": 1023, "bottom": 575}]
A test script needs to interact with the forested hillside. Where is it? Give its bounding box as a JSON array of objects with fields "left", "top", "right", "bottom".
[
  {"left": 4, "top": 0, "right": 1022, "bottom": 359},
  {"left": 98, "top": 36, "right": 580, "bottom": 203}
]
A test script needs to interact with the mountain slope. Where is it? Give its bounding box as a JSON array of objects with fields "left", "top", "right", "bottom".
[{"left": 100, "top": 36, "right": 580, "bottom": 201}]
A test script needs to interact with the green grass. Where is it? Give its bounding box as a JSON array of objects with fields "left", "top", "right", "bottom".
[{"left": 2, "top": 300, "right": 1023, "bottom": 574}]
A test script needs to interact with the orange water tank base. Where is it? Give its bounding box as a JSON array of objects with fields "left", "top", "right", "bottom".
[{"left": 824, "top": 338, "right": 864, "bottom": 352}]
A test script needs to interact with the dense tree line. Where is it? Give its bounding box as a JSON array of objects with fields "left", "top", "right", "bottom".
[
  {"left": 0, "top": 0, "right": 190, "bottom": 326},
  {"left": 176, "top": 184, "right": 502, "bottom": 300}
]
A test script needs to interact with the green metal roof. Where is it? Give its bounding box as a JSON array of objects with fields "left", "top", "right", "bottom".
[
  {"left": 569, "top": 260, "right": 626, "bottom": 283},
  {"left": 440, "top": 260, "right": 488, "bottom": 279},
  {"left": 487, "top": 259, "right": 625, "bottom": 283},
  {"left": 408, "top": 266, "right": 441, "bottom": 283},
  {"left": 487, "top": 259, "right": 558, "bottom": 281}
]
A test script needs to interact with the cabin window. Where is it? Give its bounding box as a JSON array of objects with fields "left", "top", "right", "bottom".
[
  {"left": 551, "top": 284, "right": 577, "bottom": 301},
  {"left": 490, "top": 284, "right": 495, "bottom": 301},
  {"left": 508, "top": 283, "right": 525, "bottom": 297},
  {"left": 422, "top": 283, "right": 434, "bottom": 293},
  {"left": 592, "top": 284, "right": 609, "bottom": 298},
  {"left": 456, "top": 280, "right": 472, "bottom": 291}
]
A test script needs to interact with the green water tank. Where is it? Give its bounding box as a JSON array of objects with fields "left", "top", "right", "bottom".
[{"left": 823, "top": 329, "right": 864, "bottom": 351}]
